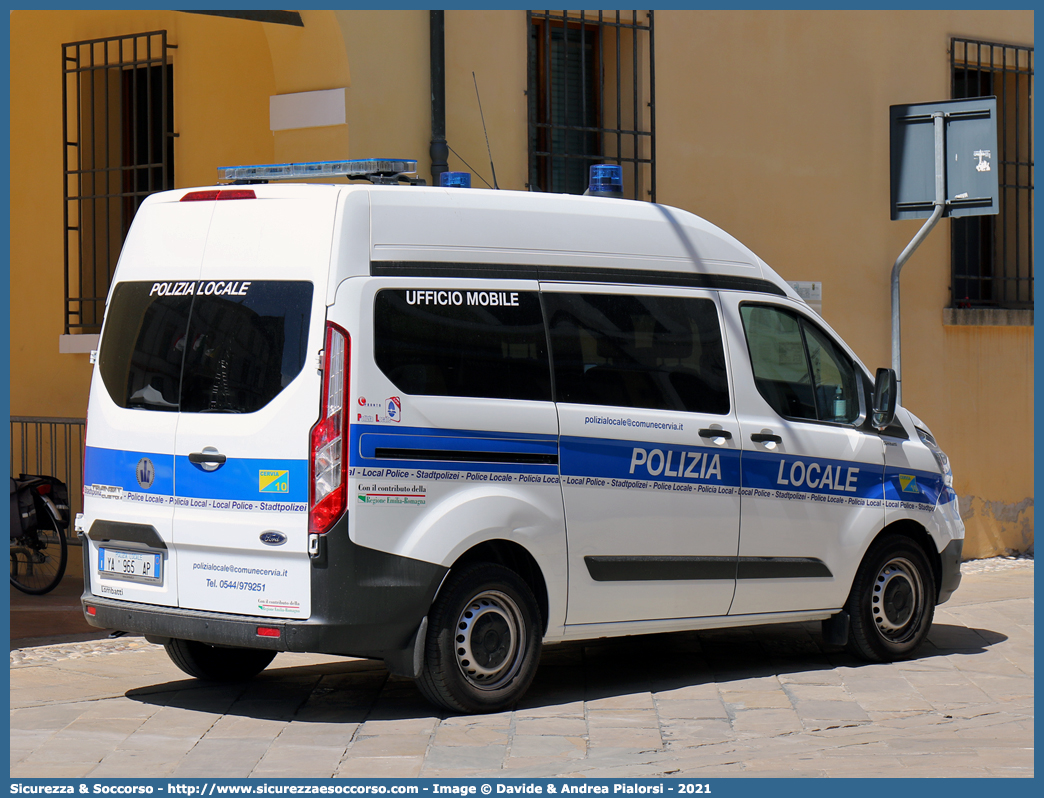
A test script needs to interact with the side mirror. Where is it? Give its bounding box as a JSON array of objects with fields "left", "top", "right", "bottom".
[{"left": 872, "top": 368, "right": 897, "bottom": 430}]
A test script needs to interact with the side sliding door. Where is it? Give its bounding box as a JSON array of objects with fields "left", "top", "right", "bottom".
[{"left": 544, "top": 285, "right": 742, "bottom": 627}]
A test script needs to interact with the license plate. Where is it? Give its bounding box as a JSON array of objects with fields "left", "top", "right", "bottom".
[{"left": 98, "top": 547, "right": 162, "bottom": 584}]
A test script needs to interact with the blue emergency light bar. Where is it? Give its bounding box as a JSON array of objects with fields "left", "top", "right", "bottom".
[
  {"left": 218, "top": 159, "right": 419, "bottom": 182},
  {"left": 440, "top": 171, "right": 472, "bottom": 188}
]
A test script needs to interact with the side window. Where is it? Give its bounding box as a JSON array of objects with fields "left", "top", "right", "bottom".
[
  {"left": 740, "top": 304, "right": 859, "bottom": 424},
  {"left": 374, "top": 289, "right": 552, "bottom": 402},
  {"left": 801, "top": 323, "right": 860, "bottom": 424},
  {"left": 544, "top": 293, "right": 730, "bottom": 414}
]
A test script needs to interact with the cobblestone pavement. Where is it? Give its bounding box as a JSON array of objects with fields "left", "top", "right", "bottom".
[{"left": 10, "top": 558, "right": 1033, "bottom": 778}]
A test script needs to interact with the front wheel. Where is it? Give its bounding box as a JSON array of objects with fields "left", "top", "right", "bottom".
[
  {"left": 845, "top": 536, "right": 935, "bottom": 661},
  {"left": 416, "top": 563, "right": 542, "bottom": 713},
  {"left": 164, "top": 638, "right": 276, "bottom": 681}
]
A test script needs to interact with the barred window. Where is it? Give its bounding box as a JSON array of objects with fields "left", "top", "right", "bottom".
[
  {"left": 63, "top": 32, "right": 176, "bottom": 334},
  {"left": 527, "top": 11, "right": 655, "bottom": 201},
  {"left": 950, "top": 38, "right": 1033, "bottom": 310}
]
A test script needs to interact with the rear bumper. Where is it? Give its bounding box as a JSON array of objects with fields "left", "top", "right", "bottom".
[
  {"left": 82, "top": 513, "right": 447, "bottom": 663},
  {"left": 85, "top": 597, "right": 308, "bottom": 650}
]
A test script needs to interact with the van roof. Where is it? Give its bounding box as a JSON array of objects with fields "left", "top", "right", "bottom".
[{"left": 156, "top": 183, "right": 800, "bottom": 300}]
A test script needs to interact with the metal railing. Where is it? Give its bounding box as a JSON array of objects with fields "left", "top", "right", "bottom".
[
  {"left": 527, "top": 10, "right": 655, "bottom": 201},
  {"left": 10, "top": 417, "right": 86, "bottom": 543},
  {"left": 63, "top": 30, "right": 176, "bottom": 334}
]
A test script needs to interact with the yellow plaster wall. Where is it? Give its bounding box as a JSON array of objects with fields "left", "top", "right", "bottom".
[
  {"left": 653, "top": 10, "right": 1033, "bottom": 556},
  {"left": 9, "top": 10, "right": 356, "bottom": 420},
  {"left": 10, "top": 9, "right": 1033, "bottom": 557},
  {"left": 443, "top": 10, "right": 529, "bottom": 191},
  {"left": 266, "top": 11, "right": 352, "bottom": 164},
  {"left": 334, "top": 11, "right": 430, "bottom": 174},
  {"left": 9, "top": 11, "right": 281, "bottom": 419},
  {"left": 940, "top": 324, "right": 1034, "bottom": 558},
  {"left": 332, "top": 10, "right": 530, "bottom": 189}
]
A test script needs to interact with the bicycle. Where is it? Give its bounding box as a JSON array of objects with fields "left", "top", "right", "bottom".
[{"left": 10, "top": 474, "right": 70, "bottom": 595}]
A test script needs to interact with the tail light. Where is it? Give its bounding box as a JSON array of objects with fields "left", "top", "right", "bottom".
[
  {"left": 82, "top": 409, "right": 88, "bottom": 517},
  {"left": 180, "top": 189, "right": 257, "bottom": 201},
  {"left": 309, "top": 322, "right": 350, "bottom": 534}
]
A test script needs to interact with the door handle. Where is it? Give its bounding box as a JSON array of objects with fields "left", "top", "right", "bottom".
[
  {"left": 188, "top": 452, "right": 227, "bottom": 464},
  {"left": 750, "top": 433, "right": 783, "bottom": 444},
  {"left": 188, "top": 450, "right": 227, "bottom": 472},
  {"left": 698, "top": 428, "right": 733, "bottom": 440}
]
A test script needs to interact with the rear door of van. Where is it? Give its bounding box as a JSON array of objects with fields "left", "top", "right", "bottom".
[
  {"left": 85, "top": 199, "right": 215, "bottom": 608},
  {"left": 171, "top": 189, "right": 334, "bottom": 620},
  {"left": 86, "top": 186, "right": 335, "bottom": 617}
]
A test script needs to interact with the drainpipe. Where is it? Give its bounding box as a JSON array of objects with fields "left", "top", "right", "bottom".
[{"left": 429, "top": 10, "right": 448, "bottom": 186}]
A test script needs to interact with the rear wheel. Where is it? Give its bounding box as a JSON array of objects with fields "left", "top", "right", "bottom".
[
  {"left": 845, "top": 536, "right": 935, "bottom": 661},
  {"left": 10, "top": 511, "right": 67, "bottom": 595},
  {"left": 416, "top": 563, "right": 542, "bottom": 713},
  {"left": 164, "top": 638, "right": 276, "bottom": 681}
]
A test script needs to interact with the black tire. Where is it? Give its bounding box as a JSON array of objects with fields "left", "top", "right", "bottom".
[
  {"left": 164, "top": 638, "right": 276, "bottom": 681},
  {"left": 845, "top": 535, "right": 935, "bottom": 661},
  {"left": 10, "top": 510, "right": 67, "bottom": 595},
  {"left": 416, "top": 563, "right": 542, "bottom": 714}
]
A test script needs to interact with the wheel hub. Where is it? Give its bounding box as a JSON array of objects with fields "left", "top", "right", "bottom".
[
  {"left": 872, "top": 557, "right": 923, "bottom": 637},
  {"left": 454, "top": 590, "right": 525, "bottom": 690},
  {"left": 473, "top": 612, "right": 510, "bottom": 669}
]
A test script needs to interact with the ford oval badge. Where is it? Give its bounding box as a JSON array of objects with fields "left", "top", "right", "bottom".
[{"left": 260, "top": 531, "right": 287, "bottom": 547}]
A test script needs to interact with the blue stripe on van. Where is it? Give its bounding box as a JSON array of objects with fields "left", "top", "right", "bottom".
[
  {"left": 175, "top": 456, "right": 308, "bottom": 503},
  {"left": 85, "top": 446, "right": 175, "bottom": 495},
  {"left": 89, "top": 431, "right": 948, "bottom": 509},
  {"left": 351, "top": 424, "right": 947, "bottom": 506},
  {"left": 83, "top": 446, "right": 307, "bottom": 502},
  {"left": 560, "top": 435, "right": 742, "bottom": 487},
  {"left": 741, "top": 449, "right": 886, "bottom": 500}
]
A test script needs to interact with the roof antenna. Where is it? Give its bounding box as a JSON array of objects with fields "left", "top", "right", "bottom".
[{"left": 473, "top": 72, "right": 499, "bottom": 189}]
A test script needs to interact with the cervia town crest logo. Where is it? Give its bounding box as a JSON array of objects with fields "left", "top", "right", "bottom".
[{"left": 136, "top": 457, "right": 156, "bottom": 490}]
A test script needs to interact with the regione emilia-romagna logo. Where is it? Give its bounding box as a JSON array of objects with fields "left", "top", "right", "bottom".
[
  {"left": 259, "top": 470, "right": 290, "bottom": 494},
  {"left": 135, "top": 458, "right": 155, "bottom": 490},
  {"left": 898, "top": 475, "right": 921, "bottom": 494}
]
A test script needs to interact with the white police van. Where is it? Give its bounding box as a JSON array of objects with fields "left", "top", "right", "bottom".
[{"left": 81, "top": 159, "right": 963, "bottom": 713}]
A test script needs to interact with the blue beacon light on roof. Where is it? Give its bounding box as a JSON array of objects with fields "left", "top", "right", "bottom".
[
  {"left": 585, "top": 164, "right": 624, "bottom": 198},
  {"left": 440, "top": 171, "right": 472, "bottom": 188}
]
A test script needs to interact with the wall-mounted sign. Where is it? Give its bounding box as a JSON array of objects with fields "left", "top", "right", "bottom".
[{"left": 890, "top": 96, "right": 999, "bottom": 220}]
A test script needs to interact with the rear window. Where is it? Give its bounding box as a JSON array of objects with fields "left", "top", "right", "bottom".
[{"left": 98, "top": 280, "right": 313, "bottom": 413}]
